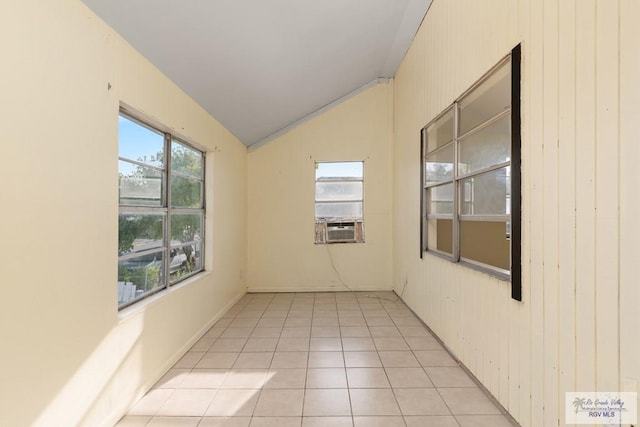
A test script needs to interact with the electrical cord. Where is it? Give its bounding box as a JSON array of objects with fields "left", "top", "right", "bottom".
[
  {"left": 326, "top": 244, "right": 354, "bottom": 292},
  {"left": 325, "top": 244, "right": 402, "bottom": 304},
  {"left": 398, "top": 276, "right": 408, "bottom": 299}
]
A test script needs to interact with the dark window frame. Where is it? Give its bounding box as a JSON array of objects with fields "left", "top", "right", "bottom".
[{"left": 420, "top": 44, "right": 522, "bottom": 301}]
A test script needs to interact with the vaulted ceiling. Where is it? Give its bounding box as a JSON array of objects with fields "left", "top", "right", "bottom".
[{"left": 81, "top": 0, "right": 432, "bottom": 147}]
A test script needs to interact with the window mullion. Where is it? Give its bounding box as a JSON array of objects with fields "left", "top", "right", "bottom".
[
  {"left": 424, "top": 139, "right": 454, "bottom": 157},
  {"left": 118, "top": 157, "right": 165, "bottom": 173},
  {"left": 164, "top": 134, "right": 172, "bottom": 287},
  {"left": 457, "top": 108, "right": 511, "bottom": 141},
  {"left": 315, "top": 200, "right": 363, "bottom": 204},
  {"left": 199, "top": 166, "right": 205, "bottom": 211},
  {"left": 425, "top": 178, "right": 454, "bottom": 189},
  {"left": 118, "top": 247, "right": 164, "bottom": 262},
  {"left": 317, "top": 178, "right": 363, "bottom": 183},
  {"left": 119, "top": 206, "right": 168, "bottom": 214},
  {"left": 457, "top": 161, "right": 511, "bottom": 181},
  {"left": 170, "top": 207, "right": 205, "bottom": 214},
  {"left": 452, "top": 102, "right": 460, "bottom": 263},
  {"left": 459, "top": 214, "right": 510, "bottom": 222}
]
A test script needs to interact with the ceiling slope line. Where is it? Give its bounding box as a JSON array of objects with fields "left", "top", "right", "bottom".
[
  {"left": 248, "top": 77, "right": 392, "bottom": 151},
  {"left": 380, "top": 0, "right": 434, "bottom": 76}
]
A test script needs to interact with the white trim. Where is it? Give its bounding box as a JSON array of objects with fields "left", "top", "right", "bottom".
[
  {"left": 118, "top": 271, "right": 210, "bottom": 319},
  {"left": 247, "top": 285, "right": 393, "bottom": 293},
  {"left": 126, "top": 288, "right": 247, "bottom": 410},
  {"left": 248, "top": 78, "right": 391, "bottom": 151}
]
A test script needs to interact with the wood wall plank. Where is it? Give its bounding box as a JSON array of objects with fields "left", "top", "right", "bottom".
[
  {"left": 619, "top": 0, "right": 640, "bottom": 408},
  {"left": 499, "top": 285, "right": 508, "bottom": 404},
  {"left": 528, "top": 0, "right": 546, "bottom": 424},
  {"left": 516, "top": 0, "right": 532, "bottom": 423},
  {"left": 506, "top": 1, "right": 522, "bottom": 419},
  {"left": 557, "top": 0, "right": 577, "bottom": 424},
  {"left": 542, "top": 0, "right": 560, "bottom": 424},
  {"left": 594, "top": 0, "right": 620, "bottom": 393},
  {"left": 574, "top": 0, "right": 598, "bottom": 397}
]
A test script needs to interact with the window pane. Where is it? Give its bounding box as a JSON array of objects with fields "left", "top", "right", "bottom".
[
  {"left": 118, "top": 251, "right": 165, "bottom": 306},
  {"left": 172, "top": 140, "right": 203, "bottom": 179},
  {"left": 427, "top": 183, "right": 453, "bottom": 215},
  {"left": 170, "top": 213, "right": 203, "bottom": 243},
  {"left": 460, "top": 167, "right": 510, "bottom": 215},
  {"left": 427, "top": 218, "right": 452, "bottom": 254},
  {"left": 426, "top": 108, "right": 454, "bottom": 152},
  {"left": 460, "top": 220, "right": 510, "bottom": 270},
  {"left": 118, "top": 213, "right": 165, "bottom": 257},
  {"left": 171, "top": 175, "right": 203, "bottom": 208},
  {"left": 425, "top": 144, "right": 454, "bottom": 184},
  {"left": 459, "top": 61, "right": 510, "bottom": 135},
  {"left": 169, "top": 243, "right": 203, "bottom": 282},
  {"left": 170, "top": 213, "right": 203, "bottom": 281},
  {"left": 316, "top": 162, "right": 363, "bottom": 180},
  {"left": 316, "top": 202, "right": 363, "bottom": 219},
  {"left": 119, "top": 160, "right": 163, "bottom": 206},
  {"left": 118, "top": 115, "right": 165, "bottom": 168},
  {"left": 459, "top": 114, "right": 510, "bottom": 175},
  {"left": 316, "top": 182, "right": 363, "bottom": 202}
]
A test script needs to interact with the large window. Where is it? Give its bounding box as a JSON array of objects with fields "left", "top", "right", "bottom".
[
  {"left": 421, "top": 45, "right": 521, "bottom": 300},
  {"left": 315, "top": 161, "right": 365, "bottom": 244},
  {"left": 118, "top": 112, "right": 205, "bottom": 308}
]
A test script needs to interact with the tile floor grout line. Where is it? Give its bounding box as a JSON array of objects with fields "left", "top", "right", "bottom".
[
  {"left": 361, "top": 294, "right": 409, "bottom": 426},
  {"left": 343, "top": 297, "right": 356, "bottom": 426},
  {"left": 391, "top": 290, "right": 519, "bottom": 426},
  {"left": 299, "top": 291, "right": 314, "bottom": 421},
  {"left": 119, "top": 291, "right": 517, "bottom": 427}
]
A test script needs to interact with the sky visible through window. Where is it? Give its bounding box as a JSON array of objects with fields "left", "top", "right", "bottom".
[
  {"left": 316, "top": 161, "right": 363, "bottom": 180},
  {"left": 119, "top": 115, "right": 164, "bottom": 175}
]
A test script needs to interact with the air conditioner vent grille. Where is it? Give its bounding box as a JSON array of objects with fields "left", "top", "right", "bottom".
[
  {"left": 315, "top": 219, "right": 364, "bottom": 244},
  {"left": 327, "top": 224, "right": 356, "bottom": 242}
]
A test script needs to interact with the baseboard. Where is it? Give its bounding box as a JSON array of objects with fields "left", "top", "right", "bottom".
[
  {"left": 137, "top": 289, "right": 246, "bottom": 398},
  {"left": 247, "top": 285, "right": 394, "bottom": 293},
  {"left": 158, "top": 288, "right": 245, "bottom": 374},
  {"left": 393, "top": 290, "right": 521, "bottom": 426}
]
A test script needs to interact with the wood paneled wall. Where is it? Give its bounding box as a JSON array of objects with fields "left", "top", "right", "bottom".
[{"left": 392, "top": 1, "right": 640, "bottom": 426}]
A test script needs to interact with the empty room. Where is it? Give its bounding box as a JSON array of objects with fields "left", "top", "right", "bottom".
[{"left": 1, "top": 0, "right": 638, "bottom": 426}]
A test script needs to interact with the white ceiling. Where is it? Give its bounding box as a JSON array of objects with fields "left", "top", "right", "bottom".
[{"left": 81, "top": 0, "right": 432, "bottom": 147}]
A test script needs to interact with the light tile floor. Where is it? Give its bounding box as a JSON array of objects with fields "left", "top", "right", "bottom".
[{"left": 116, "top": 292, "right": 517, "bottom": 427}]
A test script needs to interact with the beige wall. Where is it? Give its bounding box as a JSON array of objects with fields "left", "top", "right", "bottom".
[
  {"left": 619, "top": 0, "right": 640, "bottom": 408},
  {"left": 393, "top": 0, "right": 640, "bottom": 426},
  {"left": 2, "top": 0, "right": 639, "bottom": 426},
  {"left": 247, "top": 83, "right": 393, "bottom": 292},
  {"left": 0, "top": 1, "right": 247, "bottom": 426}
]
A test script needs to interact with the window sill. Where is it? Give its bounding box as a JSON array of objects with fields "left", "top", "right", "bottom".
[
  {"left": 315, "top": 241, "right": 365, "bottom": 245},
  {"left": 118, "top": 270, "right": 212, "bottom": 321},
  {"left": 422, "top": 250, "right": 510, "bottom": 283}
]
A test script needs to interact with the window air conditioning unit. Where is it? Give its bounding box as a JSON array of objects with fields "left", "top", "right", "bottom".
[
  {"left": 315, "top": 219, "right": 364, "bottom": 244},
  {"left": 327, "top": 221, "right": 356, "bottom": 243}
]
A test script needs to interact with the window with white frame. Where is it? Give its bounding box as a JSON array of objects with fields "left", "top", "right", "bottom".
[
  {"left": 117, "top": 111, "right": 205, "bottom": 308},
  {"left": 421, "top": 45, "right": 522, "bottom": 300},
  {"left": 314, "top": 161, "right": 365, "bottom": 244}
]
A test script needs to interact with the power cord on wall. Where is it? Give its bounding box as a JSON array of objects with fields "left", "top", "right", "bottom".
[
  {"left": 325, "top": 245, "right": 401, "bottom": 303},
  {"left": 326, "top": 244, "right": 354, "bottom": 292},
  {"left": 398, "top": 278, "right": 408, "bottom": 299}
]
